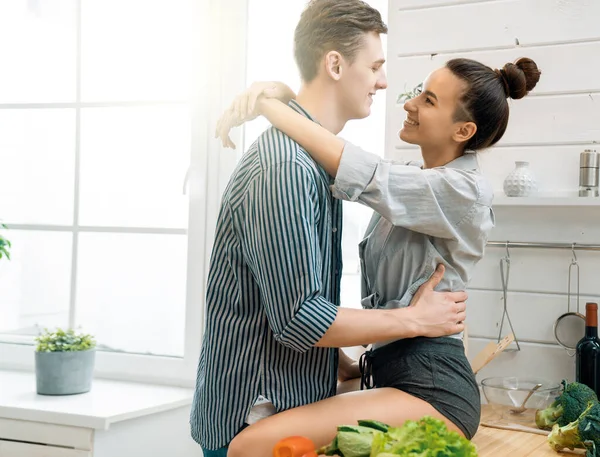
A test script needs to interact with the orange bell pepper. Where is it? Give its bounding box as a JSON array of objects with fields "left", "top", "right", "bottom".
[{"left": 272, "top": 436, "right": 316, "bottom": 457}]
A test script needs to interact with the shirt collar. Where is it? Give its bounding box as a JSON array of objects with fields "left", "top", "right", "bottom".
[
  {"left": 287, "top": 100, "right": 333, "bottom": 183},
  {"left": 288, "top": 99, "right": 317, "bottom": 122},
  {"left": 443, "top": 152, "right": 479, "bottom": 171}
]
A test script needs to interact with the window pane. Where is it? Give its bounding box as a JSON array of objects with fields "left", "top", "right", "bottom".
[
  {"left": 81, "top": 0, "right": 192, "bottom": 102},
  {"left": 243, "top": 0, "right": 306, "bottom": 151},
  {"left": 0, "top": 1, "right": 76, "bottom": 103},
  {"left": 340, "top": 203, "right": 374, "bottom": 310},
  {"left": 79, "top": 106, "right": 190, "bottom": 228},
  {"left": 0, "top": 109, "right": 76, "bottom": 225},
  {"left": 0, "top": 230, "right": 71, "bottom": 337},
  {"left": 76, "top": 232, "right": 187, "bottom": 357}
]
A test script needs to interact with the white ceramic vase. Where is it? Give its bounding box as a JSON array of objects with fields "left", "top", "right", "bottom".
[{"left": 503, "top": 161, "right": 537, "bottom": 197}]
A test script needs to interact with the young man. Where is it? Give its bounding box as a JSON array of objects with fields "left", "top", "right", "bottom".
[{"left": 191, "top": 1, "right": 468, "bottom": 455}]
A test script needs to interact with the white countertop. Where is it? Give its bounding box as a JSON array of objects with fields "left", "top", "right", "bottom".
[{"left": 0, "top": 370, "right": 195, "bottom": 430}]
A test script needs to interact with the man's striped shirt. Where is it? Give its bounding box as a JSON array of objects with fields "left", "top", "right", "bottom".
[{"left": 190, "top": 101, "right": 343, "bottom": 450}]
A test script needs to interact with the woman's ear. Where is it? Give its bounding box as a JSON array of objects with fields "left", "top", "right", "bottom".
[
  {"left": 453, "top": 121, "right": 477, "bottom": 143},
  {"left": 324, "top": 51, "right": 343, "bottom": 81}
]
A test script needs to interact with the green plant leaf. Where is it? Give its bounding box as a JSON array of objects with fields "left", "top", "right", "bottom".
[
  {"left": 397, "top": 82, "right": 423, "bottom": 104},
  {"left": 35, "top": 327, "right": 96, "bottom": 352}
]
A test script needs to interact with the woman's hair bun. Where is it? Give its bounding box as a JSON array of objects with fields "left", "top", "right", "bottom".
[{"left": 496, "top": 57, "right": 541, "bottom": 100}]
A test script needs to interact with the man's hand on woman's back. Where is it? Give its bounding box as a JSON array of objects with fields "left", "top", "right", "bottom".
[{"left": 406, "top": 264, "right": 468, "bottom": 338}]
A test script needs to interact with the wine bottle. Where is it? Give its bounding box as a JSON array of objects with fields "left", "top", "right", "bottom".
[{"left": 576, "top": 302, "right": 600, "bottom": 394}]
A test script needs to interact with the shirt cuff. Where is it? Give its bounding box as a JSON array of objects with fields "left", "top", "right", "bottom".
[
  {"left": 332, "top": 141, "right": 379, "bottom": 201},
  {"left": 275, "top": 297, "right": 338, "bottom": 353}
]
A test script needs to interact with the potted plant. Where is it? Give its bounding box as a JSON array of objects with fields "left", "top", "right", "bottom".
[
  {"left": 34, "top": 328, "right": 96, "bottom": 395},
  {"left": 0, "top": 222, "right": 10, "bottom": 260}
]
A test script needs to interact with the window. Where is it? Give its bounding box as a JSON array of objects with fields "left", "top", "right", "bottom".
[
  {"left": 0, "top": 0, "right": 388, "bottom": 383},
  {"left": 0, "top": 0, "right": 219, "bottom": 383},
  {"left": 244, "top": 0, "right": 389, "bottom": 311}
]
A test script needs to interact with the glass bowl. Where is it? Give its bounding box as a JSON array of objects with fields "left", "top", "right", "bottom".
[{"left": 481, "top": 377, "right": 562, "bottom": 425}]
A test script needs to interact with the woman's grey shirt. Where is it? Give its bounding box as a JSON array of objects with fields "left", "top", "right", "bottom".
[{"left": 334, "top": 143, "right": 495, "bottom": 348}]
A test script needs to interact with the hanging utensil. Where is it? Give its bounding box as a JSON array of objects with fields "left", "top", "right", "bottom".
[
  {"left": 553, "top": 244, "right": 586, "bottom": 356},
  {"left": 497, "top": 243, "right": 521, "bottom": 351},
  {"left": 471, "top": 333, "right": 515, "bottom": 374}
]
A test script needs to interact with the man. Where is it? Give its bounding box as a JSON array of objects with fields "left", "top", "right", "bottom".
[{"left": 191, "top": 1, "right": 468, "bottom": 455}]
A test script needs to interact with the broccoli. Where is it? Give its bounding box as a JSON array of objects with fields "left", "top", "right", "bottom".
[
  {"left": 547, "top": 402, "right": 600, "bottom": 457},
  {"left": 535, "top": 380, "right": 598, "bottom": 430}
]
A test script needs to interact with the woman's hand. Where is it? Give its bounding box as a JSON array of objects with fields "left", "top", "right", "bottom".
[{"left": 215, "top": 81, "right": 296, "bottom": 149}]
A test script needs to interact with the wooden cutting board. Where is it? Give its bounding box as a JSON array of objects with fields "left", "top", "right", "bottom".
[
  {"left": 475, "top": 404, "right": 584, "bottom": 456},
  {"left": 473, "top": 426, "right": 585, "bottom": 456}
]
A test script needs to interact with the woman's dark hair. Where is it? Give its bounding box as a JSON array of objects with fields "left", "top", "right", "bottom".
[{"left": 446, "top": 57, "right": 541, "bottom": 150}]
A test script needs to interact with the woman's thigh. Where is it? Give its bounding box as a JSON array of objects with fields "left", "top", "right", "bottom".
[{"left": 226, "top": 387, "right": 464, "bottom": 457}]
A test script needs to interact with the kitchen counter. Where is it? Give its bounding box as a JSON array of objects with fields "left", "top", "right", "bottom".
[{"left": 473, "top": 426, "right": 584, "bottom": 456}]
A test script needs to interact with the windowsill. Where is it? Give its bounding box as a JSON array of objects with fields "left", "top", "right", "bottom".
[{"left": 0, "top": 369, "right": 195, "bottom": 430}]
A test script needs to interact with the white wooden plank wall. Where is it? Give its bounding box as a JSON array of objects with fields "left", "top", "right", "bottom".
[{"left": 385, "top": 0, "right": 600, "bottom": 383}]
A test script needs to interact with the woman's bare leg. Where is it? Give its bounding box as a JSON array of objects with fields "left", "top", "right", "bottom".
[{"left": 226, "top": 387, "right": 466, "bottom": 457}]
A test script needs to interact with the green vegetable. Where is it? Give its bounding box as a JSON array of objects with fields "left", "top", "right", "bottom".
[
  {"left": 318, "top": 416, "right": 477, "bottom": 457},
  {"left": 319, "top": 435, "right": 339, "bottom": 456},
  {"left": 536, "top": 380, "right": 598, "bottom": 430},
  {"left": 357, "top": 419, "right": 390, "bottom": 433},
  {"left": 338, "top": 425, "right": 382, "bottom": 434},
  {"left": 547, "top": 401, "right": 600, "bottom": 457},
  {"left": 338, "top": 430, "right": 381, "bottom": 457},
  {"left": 319, "top": 425, "right": 382, "bottom": 457}
]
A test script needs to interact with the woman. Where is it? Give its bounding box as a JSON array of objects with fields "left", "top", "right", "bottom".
[{"left": 217, "top": 57, "right": 541, "bottom": 456}]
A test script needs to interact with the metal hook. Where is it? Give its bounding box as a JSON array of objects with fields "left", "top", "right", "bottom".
[
  {"left": 504, "top": 241, "right": 511, "bottom": 262},
  {"left": 568, "top": 247, "right": 580, "bottom": 314}
]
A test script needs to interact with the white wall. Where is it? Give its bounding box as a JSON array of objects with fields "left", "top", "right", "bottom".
[{"left": 386, "top": 0, "right": 600, "bottom": 383}]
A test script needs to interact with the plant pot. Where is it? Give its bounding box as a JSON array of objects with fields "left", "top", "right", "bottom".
[{"left": 34, "top": 349, "right": 96, "bottom": 395}]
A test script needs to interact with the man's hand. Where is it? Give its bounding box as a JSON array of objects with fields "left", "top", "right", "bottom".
[
  {"left": 405, "top": 264, "right": 468, "bottom": 338},
  {"left": 214, "top": 81, "right": 296, "bottom": 149}
]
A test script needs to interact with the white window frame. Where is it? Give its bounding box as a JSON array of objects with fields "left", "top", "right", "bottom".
[{"left": 0, "top": 0, "right": 249, "bottom": 387}]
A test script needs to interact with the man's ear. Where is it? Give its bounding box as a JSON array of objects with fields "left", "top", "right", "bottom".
[
  {"left": 324, "top": 51, "right": 343, "bottom": 81},
  {"left": 453, "top": 121, "right": 477, "bottom": 144}
]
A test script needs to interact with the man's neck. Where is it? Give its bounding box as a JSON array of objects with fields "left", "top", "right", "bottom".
[{"left": 295, "top": 81, "right": 347, "bottom": 134}]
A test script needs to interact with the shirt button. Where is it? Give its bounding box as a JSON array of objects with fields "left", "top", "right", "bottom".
[{"left": 332, "top": 227, "right": 338, "bottom": 233}]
